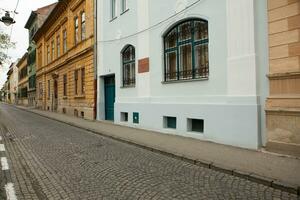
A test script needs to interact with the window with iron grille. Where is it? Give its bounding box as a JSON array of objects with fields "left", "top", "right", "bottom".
[
  {"left": 122, "top": 45, "right": 135, "bottom": 87},
  {"left": 163, "top": 19, "right": 209, "bottom": 82}
]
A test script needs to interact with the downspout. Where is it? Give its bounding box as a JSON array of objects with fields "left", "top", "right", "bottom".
[{"left": 93, "top": 0, "right": 98, "bottom": 120}]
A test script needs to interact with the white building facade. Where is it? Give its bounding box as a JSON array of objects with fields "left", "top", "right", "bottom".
[{"left": 97, "top": 0, "right": 269, "bottom": 150}]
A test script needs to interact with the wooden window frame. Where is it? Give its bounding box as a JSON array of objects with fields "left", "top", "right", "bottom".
[
  {"left": 74, "top": 68, "right": 85, "bottom": 96},
  {"left": 47, "top": 80, "right": 51, "bottom": 100},
  {"left": 74, "top": 69, "right": 79, "bottom": 95},
  {"left": 63, "top": 74, "right": 67, "bottom": 97}
]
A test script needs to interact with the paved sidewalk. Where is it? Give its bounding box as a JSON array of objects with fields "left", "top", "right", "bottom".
[{"left": 15, "top": 105, "right": 300, "bottom": 193}]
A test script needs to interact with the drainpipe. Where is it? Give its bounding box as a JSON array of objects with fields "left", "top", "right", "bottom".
[{"left": 93, "top": 0, "right": 98, "bottom": 120}]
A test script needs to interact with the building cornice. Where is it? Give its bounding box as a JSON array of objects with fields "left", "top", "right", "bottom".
[{"left": 267, "top": 72, "right": 300, "bottom": 80}]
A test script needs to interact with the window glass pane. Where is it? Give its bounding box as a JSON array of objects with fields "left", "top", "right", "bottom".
[
  {"left": 111, "top": 0, "right": 116, "bottom": 18},
  {"left": 179, "top": 44, "right": 192, "bottom": 79},
  {"left": 57, "top": 36, "right": 60, "bottom": 57},
  {"left": 63, "top": 74, "right": 67, "bottom": 96},
  {"left": 122, "top": 0, "right": 127, "bottom": 12},
  {"left": 165, "top": 28, "right": 176, "bottom": 49},
  {"left": 48, "top": 80, "right": 50, "bottom": 99},
  {"left": 63, "top": 30, "right": 67, "bottom": 53},
  {"left": 194, "top": 43, "right": 209, "bottom": 78},
  {"left": 165, "top": 51, "right": 177, "bottom": 81},
  {"left": 122, "top": 45, "right": 135, "bottom": 86},
  {"left": 194, "top": 21, "right": 208, "bottom": 41},
  {"left": 123, "top": 46, "right": 135, "bottom": 62},
  {"left": 81, "top": 68, "right": 85, "bottom": 94},
  {"left": 74, "top": 70, "right": 78, "bottom": 95},
  {"left": 130, "top": 63, "right": 135, "bottom": 83},
  {"left": 75, "top": 17, "right": 79, "bottom": 44},
  {"left": 51, "top": 41, "right": 55, "bottom": 60},
  {"left": 178, "top": 22, "right": 191, "bottom": 41},
  {"left": 123, "top": 64, "right": 130, "bottom": 85},
  {"left": 81, "top": 12, "right": 86, "bottom": 40},
  {"left": 47, "top": 46, "right": 50, "bottom": 63}
]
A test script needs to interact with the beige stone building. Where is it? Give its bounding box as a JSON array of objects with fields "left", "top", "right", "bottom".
[
  {"left": 6, "top": 62, "right": 19, "bottom": 104},
  {"left": 266, "top": 0, "right": 300, "bottom": 156},
  {"left": 33, "top": 0, "right": 96, "bottom": 120}
]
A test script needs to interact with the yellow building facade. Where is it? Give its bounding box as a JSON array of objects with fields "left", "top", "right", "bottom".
[
  {"left": 17, "top": 53, "right": 29, "bottom": 106},
  {"left": 266, "top": 0, "right": 300, "bottom": 156},
  {"left": 34, "top": 0, "right": 95, "bottom": 120}
]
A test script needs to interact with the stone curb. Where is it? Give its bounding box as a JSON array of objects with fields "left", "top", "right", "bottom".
[{"left": 15, "top": 105, "right": 300, "bottom": 196}]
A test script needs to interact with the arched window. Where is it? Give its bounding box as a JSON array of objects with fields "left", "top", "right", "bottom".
[
  {"left": 164, "top": 19, "right": 209, "bottom": 82},
  {"left": 122, "top": 45, "right": 135, "bottom": 87}
]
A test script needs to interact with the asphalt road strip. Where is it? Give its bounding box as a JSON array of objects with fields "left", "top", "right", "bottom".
[{"left": 5, "top": 183, "right": 17, "bottom": 200}]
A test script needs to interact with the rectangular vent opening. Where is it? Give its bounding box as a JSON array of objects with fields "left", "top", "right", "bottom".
[
  {"left": 121, "top": 112, "right": 128, "bottom": 122},
  {"left": 164, "top": 116, "right": 177, "bottom": 129},
  {"left": 188, "top": 118, "right": 204, "bottom": 133}
]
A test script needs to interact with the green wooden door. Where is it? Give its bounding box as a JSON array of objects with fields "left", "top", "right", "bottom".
[{"left": 104, "top": 76, "right": 115, "bottom": 121}]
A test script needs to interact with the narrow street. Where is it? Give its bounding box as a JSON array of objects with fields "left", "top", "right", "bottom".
[{"left": 0, "top": 103, "right": 298, "bottom": 200}]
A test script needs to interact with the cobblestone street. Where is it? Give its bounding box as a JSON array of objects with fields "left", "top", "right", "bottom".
[{"left": 0, "top": 103, "right": 298, "bottom": 200}]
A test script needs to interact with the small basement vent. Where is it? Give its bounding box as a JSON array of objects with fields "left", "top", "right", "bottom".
[
  {"left": 121, "top": 112, "right": 128, "bottom": 122},
  {"left": 188, "top": 118, "right": 204, "bottom": 133},
  {"left": 164, "top": 116, "right": 177, "bottom": 129}
]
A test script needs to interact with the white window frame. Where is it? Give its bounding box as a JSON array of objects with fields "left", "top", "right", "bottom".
[
  {"left": 121, "top": 0, "right": 128, "bottom": 13},
  {"left": 111, "top": 0, "right": 117, "bottom": 19}
]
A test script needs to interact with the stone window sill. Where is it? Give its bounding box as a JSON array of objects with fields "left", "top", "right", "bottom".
[
  {"left": 162, "top": 78, "right": 209, "bottom": 84},
  {"left": 74, "top": 95, "right": 85, "bottom": 99}
]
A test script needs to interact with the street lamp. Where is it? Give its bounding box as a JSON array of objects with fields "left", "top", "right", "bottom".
[{"left": 0, "top": 11, "right": 15, "bottom": 26}]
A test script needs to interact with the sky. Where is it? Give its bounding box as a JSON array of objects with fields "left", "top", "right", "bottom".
[{"left": 0, "top": 0, "right": 57, "bottom": 88}]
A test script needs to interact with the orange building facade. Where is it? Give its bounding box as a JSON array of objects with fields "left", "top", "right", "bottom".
[{"left": 33, "top": 0, "right": 96, "bottom": 120}]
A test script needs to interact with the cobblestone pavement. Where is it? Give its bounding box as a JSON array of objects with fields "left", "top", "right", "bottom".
[{"left": 0, "top": 103, "right": 299, "bottom": 200}]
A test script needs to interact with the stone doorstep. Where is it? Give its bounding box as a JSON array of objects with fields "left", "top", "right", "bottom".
[{"left": 13, "top": 105, "right": 300, "bottom": 196}]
